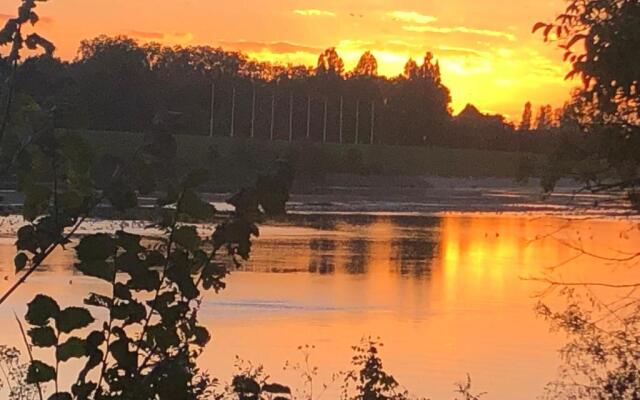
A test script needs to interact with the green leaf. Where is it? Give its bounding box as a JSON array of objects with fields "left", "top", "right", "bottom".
[
  {"left": 28, "top": 326, "right": 57, "bottom": 348},
  {"left": 47, "top": 393, "right": 72, "bottom": 400},
  {"left": 72, "top": 382, "right": 97, "bottom": 400},
  {"left": 115, "top": 230, "right": 143, "bottom": 253},
  {"left": 14, "top": 253, "right": 28, "bottom": 272},
  {"left": 262, "top": 383, "right": 292, "bottom": 394},
  {"left": 76, "top": 234, "right": 116, "bottom": 262},
  {"left": 16, "top": 225, "right": 38, "bottom": 253},
  {"left": 147, "top": 324, "right": 180, "bottom": 349},
  {"left": 23, "top": 184, "right": 52, "bottom": 221},
  {"left": 113, "top": 283, "right": 132, "bottom": 300},
  {"left": 26, "top": 360, "right": 55, "bottom": 384},
  {"left": 201, "top": 263, "right": 227, "bottom": 292},
  {"left": 76, "top": 260, "right": 114, "bottom": 282},
  {"left": 180, "top": 190, "right": 215, "bottom": 220},
  {"left": 86, "top": 330, "right": 105, "bottom": 348},
  {"left": 84, "top": 292, "right": 112, "bottom": 308},
  {"left": 26, "top": 294, "right": 60, "bottom": 326},
  {"left": 191, "top": 326, "right": 210, "bottom": 347},
  {"left": 109, "top": 339, "right": 136, "bottom": 371},
  {"left": 173, "top": 225, "right": 201, "bottom": 251},
  {"left": 105, "top": 181, "right": 138, "bottom": 212},
  {"left": 34, "top": 216, "right": 63, "bottom": 250},
  {"left": 55, "top": 307, "right": 94, "bottom": 333},
  {"left": 232, "top": 376, "right": 260, "bottom": 395},
  {"left": 111, "top": 301, "right": 146, "bottom": 326},
  {"left": 57, "top": 337, "right": 87, "bottom": 362},
  {"left": 127, "top": 269, "right": 160, "bottom": 292}
]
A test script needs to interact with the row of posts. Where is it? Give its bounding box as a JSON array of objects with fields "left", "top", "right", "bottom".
[{"left": 208, "top": 82, "right": 376, "bottom": 144}]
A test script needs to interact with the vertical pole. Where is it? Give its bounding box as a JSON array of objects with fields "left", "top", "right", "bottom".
[
  {"left": 270, "top": 92, "right": 275, "bottom": 141},
  {"left": 250, "top": 83, "right": 256, "bottom": 139},
  {"left": 289, "top": 92, "right": 293, "bottom": 142},
  {"left": 339, "top": 96, "right": 343, "bottom": 144},
  {"left": 306, "top": 95, "right": 311, "bottom": 139},
  {"left": 355, "top": 100, "right": 360, "bottom": 144},
  {"left": 230, "top": 86, "right": 236, "bottom": 138},
  {"left": 209, "top": 81, "right": 215, "bottom": 137},
  {"left": 322, "top": 98, "right": 328, "bottom": 143},
  {"left": 370, "top": 101, "right": 375, "bottom": 144}
]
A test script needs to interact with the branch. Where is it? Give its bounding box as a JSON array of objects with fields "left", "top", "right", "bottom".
[
  {"left": 0, "top": 145, "right": 144, "bottom": 305},
  {"left": 527, "top": 277, "right": 640, "bottom": 289},
  {"left": 0, "top": 215, "right": 87, "bottom": 305},
  {"left": 554, "top": 238, "right": 640, "bottom": 262},
  {"left": 134, "top": 190, "right": 186, "bottom": 371}
]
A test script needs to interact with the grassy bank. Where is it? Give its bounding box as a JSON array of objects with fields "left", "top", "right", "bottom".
[{"left": 73, "top": 130, "right": 528, "bottom": 188}]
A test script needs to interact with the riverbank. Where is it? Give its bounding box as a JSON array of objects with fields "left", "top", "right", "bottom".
[{"left": 66, "top": 130, "right": 534, "bottom": 188}]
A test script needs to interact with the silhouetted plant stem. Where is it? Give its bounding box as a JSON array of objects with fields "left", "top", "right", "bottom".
[
  {"left": 14, "top": 312, "right": 44, "bottom": 400},
  {"left": 134, "top": 190, "right": 185, "bottom": 371},
  {"left": 94, "top": 247, "right": 119, "bottom": 397}
]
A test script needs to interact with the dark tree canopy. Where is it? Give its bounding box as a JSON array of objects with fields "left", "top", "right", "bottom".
[
  {"left": 535, "top": 0, "right": 640, "bottom": 123},
  {"left": 1, "top": 35, "right": 564, "bottom": 153},
  {"left": 536, "top": 0, "right": 640, "bottom": 205}
]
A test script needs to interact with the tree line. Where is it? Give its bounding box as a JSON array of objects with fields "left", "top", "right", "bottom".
[{"left": 2, "top": 35, "right": 564, "bottom": 153}]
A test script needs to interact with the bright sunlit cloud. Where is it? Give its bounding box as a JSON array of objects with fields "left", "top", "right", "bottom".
[
  {"left": 402, "top": 25, "right": 517, "bottom": 41},
  {"left": 129, "top": 30, "right": 194, "bottom": 45},
  {"left": 293, "top": 9, "right": 336, "bottom": 17},
  {"left": 386, "top": 11, "right": 438, "bottom": 25}
]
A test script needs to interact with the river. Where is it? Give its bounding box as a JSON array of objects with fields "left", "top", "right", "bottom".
[{"left": 0, "top": 205, "right": 638, "bottom": 399}]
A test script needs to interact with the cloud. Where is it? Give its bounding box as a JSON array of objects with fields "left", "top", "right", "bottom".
[
  {"left": 402, "top": 25, "right": 516, "bottom": 41},
  {"left": 128, "top": 30, "right": 194, "bottom": 44},
  {"left": 386, "top": 39, "right": 421, "bottom": 49},
  {"left": 219, "top": 40, "right": 322, "bottom": 55},
  {"left": 386, "top": 11, "right": 437, "bottom": 25},
  {"left": 293, "top": 9, "right": 335, "bottom": 17},
  {"left": 437, "top": 45, "right": 490, "bottom": 58},
  {"left": 129, "top": 30, "right": 164, "bottom": 40},
  {"left": 336, "top": 39, "right": 375, "bottom": 50}
]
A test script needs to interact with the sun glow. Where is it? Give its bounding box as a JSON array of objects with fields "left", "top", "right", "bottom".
[{"left": 0, "top": 0, "right": 576, "bottom": 119}]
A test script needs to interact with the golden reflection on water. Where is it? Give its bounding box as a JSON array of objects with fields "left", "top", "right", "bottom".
[{"left": 0, "top": 213, "right": 638, "bottom": 399}]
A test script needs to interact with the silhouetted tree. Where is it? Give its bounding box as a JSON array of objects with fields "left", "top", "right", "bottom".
[
  {"left": 353, "top": 51, "right": 378, "bottom": 77},
  {"left": 519, "top": 101, "right": 532, "bottom": 131},
  {"left": 2, "top": 34, "right": 549, "bottom": 152},
  {"left": 534, "top": 105, "right": 553, "bottom": 130},
  {"left": 316, "top": 47, "right": 345, "bottom": 77},
  {"left": 403, "top": 58, "right": 420, "bottom": 80},
  {"left": 73, "top": 35, "right": 156, "bottom": 132},
  {"left": 420, "top": 52, "right": 441, "bottom": 83},
  {"left": 535, "top": 0, "right": 640, "bottom": 193}
]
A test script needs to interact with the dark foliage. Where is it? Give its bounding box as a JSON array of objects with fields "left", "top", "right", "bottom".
[
  {"left": 2, "top": 36, "right": 555, "bottom": 153},
  {"left": 534, "top": 0, "right": 640, "bottom": 198}
]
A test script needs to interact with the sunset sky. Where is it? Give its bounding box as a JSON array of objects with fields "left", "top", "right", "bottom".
[{"left": 1, "top": 0, "right": 577, "bottom": 120}]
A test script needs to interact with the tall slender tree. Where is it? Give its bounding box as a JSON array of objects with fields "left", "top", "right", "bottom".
[{"left": 519, "top": 102, "right": 533, "bottom": 131}]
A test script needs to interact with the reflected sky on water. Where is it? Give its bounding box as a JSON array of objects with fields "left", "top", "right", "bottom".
[{"left": 0, "top": 212, "right": 638, "bottom": 399}]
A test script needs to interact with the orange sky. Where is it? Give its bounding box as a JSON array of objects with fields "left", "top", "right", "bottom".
[{"left": 1, "top": 0, "right": 577, "bottom": 120}]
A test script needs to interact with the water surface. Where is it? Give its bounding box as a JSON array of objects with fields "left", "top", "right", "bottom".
[{"left": 0, "top": 212, "right": 637, "bottom": 399}]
